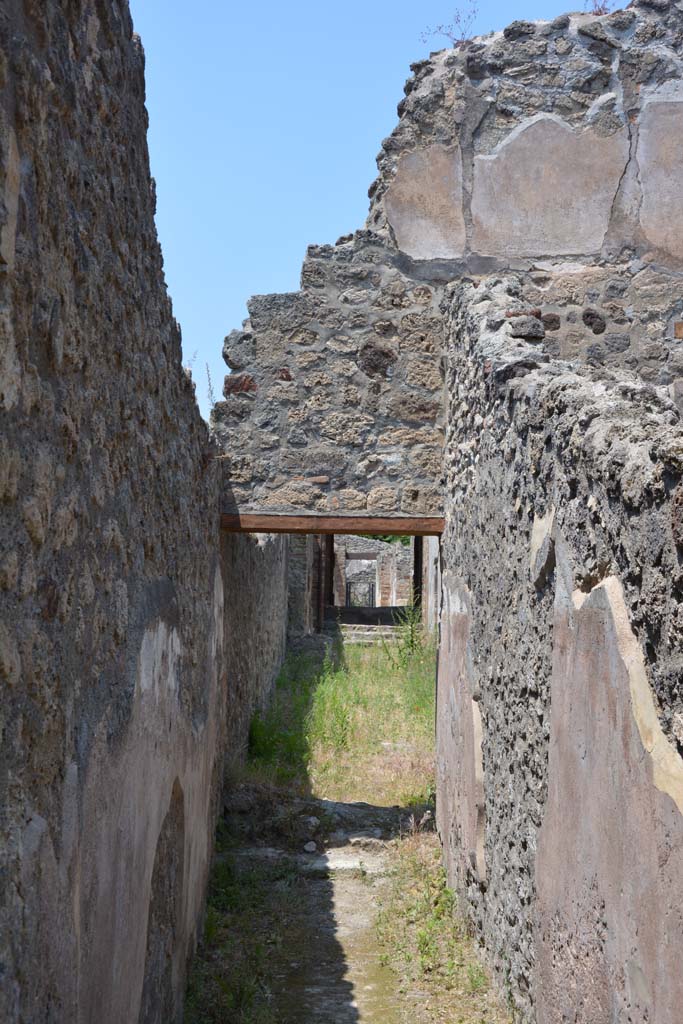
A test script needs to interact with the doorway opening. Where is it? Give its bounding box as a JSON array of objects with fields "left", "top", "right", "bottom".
[{"left": 323, "top": 534, "right": 419, "bottom": 630}]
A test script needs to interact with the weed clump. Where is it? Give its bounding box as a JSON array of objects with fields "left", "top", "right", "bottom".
[
  {"left": 376, "top": 833, "right": 509, "bottom": 1021},
  {"left": 185, "top": 853, "right": 302, "bottom": 1024},
  {"left": 247, "top": 639, "right": 436, "bottom": 804}
]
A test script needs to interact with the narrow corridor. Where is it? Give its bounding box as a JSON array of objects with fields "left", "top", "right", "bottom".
[{"left": 185, "top": 643, "right": 509, "bottom": 1024}]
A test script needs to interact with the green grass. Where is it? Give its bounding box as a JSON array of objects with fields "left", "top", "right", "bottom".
[
  {"left": 184, "top": 854, "right": 302, "bottom": 1024},
  {"left": 185, "top": 634, "right": 508, "bottom": 1023},
  {"left": 376, "top": 832, "right": 510, "bottom": 1023},
  {"left": 247, "top": 637, "right": 437, "bottom": 804}
]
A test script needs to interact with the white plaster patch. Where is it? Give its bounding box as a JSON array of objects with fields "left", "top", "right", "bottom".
[
  {"left": 82, "top": 13, "right": 102, "bottom": 90},
  {"left": 532, "top": 260, "right": 609, "bottom": 275},
  {"left": 471, "top": 115, "right": 629, "bottom": 257},
  {"left": 384, "top": 145, "right": 466, "bottom": 260},
  {"left": 598, "top": 576, "right": 683, "bottom": 816},
  {"left": 138, "top": 619, "right": 182, "bottom": 699},
  {"left": 638, "top": 99, "right": 683, "bottom": 260},
  {"left": 530, "top": 506, "right": 555, "bottom": 587}
]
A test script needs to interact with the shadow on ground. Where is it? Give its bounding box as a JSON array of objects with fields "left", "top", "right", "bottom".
[
  {"left": 245, "top": 640, "right": 345, "bottom": 800},
  {"left": 185, "top": 783, "right": 432, "bottom": 1023}
]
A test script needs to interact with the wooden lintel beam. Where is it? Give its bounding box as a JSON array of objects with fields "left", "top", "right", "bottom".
[{"left": 220, "top": 513, "right": 445, "bottom": 537}]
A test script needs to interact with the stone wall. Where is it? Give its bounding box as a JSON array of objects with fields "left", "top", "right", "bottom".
[
  {"left": 438, "top": 275, "right": 683, "bottom": 1022},
  {"left": 371, "top": 3, "right": 683, "bottom": 282},
  {"left": 332, "top": 535, "right": 414, "bottom": 608},
  {"left": 211, "top": 0, "right": 683, "bottom": 1016},
  {"left": 5, "top": 0, "right": 683, "bottom": 1021},
  {"left": 213, "top": 1, "right": 683, "bottom": 1017},
  {"left": 214, "top": 1, "right": 683, "bottom": 519},
  {"left": 377, "top": 540, "right": 414, "bottom": 607},
  {"left": 221, "top": 533, "right": 289, "bottom": 764},
  {"left": 345, "top": 556, "right": 377, "bottom": 604},
  {"left": 334, "top": 535, "right": 387, "bottom": 607},
  {"left": 0, "top": 3, "right": 277, "bottom": 1021},
  {"left": 214, "top": 240, "right": 446, "bottom": 518}
]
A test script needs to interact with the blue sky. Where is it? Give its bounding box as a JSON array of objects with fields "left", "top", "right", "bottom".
[{"left": 129, "top": 0, "right": 575, "bottom": 418}]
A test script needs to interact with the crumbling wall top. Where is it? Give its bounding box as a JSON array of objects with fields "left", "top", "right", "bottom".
[{"left": 215, "top": 1, "right": 683, "bottom": 520}]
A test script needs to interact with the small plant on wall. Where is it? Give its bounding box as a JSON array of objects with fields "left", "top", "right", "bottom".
[
  {"left": 422, "top": 0, "right": 615, "bottom": 49},
  {"left": 205, "top": 363, "right": 217, "bottom": 411},
  {"left": 420, "top": 2, "right": 479, "bottom": 48},
  {"left": 584, "top": 0, "right": 615, "bottom": 12}
]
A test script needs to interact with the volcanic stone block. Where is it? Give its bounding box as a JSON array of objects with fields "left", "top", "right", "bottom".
[
  {"left": 0, "top": 130, "right": 20, "bottom": 270},
  {"left": 530, "top": 507, "right": 555, "bottom": 588},
  {"left": 367, "top": 486, "right": 398, "bottom": 513},
  {"left": 510, "top": 316, "right": 546, "bottom": 341}
]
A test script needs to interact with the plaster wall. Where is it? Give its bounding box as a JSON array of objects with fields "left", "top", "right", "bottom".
[
  {"left": 377, "top": 542, "right": 414, "bottom": 607},
  {"left": 535, "top": 572, "right": 683, "bottom": 1023},
  {"left": 287, "top": 533, "right": 322, "bottom": 637},
  {"left": 439, "top": 274, "right": 683, "bottom": 1022},
  {"left": 421, "top": 536, "right": 441, "bottom": 634},
  {"left": 371, "top": 6, "right": 683, "bottom": 274}
]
